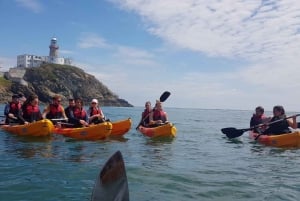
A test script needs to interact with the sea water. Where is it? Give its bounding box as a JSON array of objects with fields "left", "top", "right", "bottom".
[{"left": 1, "top": 106, "right": 300, "bottom": 201}]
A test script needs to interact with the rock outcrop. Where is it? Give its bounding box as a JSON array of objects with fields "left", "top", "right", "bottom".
[{"left": 0, "top": 64, "right": 133, "bottom": 107}]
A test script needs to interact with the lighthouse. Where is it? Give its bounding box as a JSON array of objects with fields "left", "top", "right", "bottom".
[{"left": 49, "top": 37, "right": 59, "bottom": 60}]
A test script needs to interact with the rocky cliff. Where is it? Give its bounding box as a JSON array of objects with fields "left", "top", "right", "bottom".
[{"left": 0, "top": 64, "right": 133, "bottom": 107}]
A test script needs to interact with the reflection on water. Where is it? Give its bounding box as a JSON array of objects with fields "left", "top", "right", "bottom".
[{"left": 3, "top": 134, "right": 54, "bottom": 158}]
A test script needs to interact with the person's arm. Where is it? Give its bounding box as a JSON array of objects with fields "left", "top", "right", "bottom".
[
  {"left": 60, "top": 106, "right": 68, "bottom": 119},
  {"left": 4, "top": 104, "right": 10, "bottom": 116},
  {"left": 42, "top": 105, "right": 50, "bottom": 119},
  {"left": 164, "top": 112, "right": 168, "bottom": 122},
  {"left": 288, "top": 116, "right": 297, "bottom": 129}
]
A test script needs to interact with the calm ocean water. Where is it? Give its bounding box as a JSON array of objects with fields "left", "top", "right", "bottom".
[{"left": 1, "top": 105, "right": 300, "bottom": 201}]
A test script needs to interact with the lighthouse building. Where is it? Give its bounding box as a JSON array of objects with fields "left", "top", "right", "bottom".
[{"left": 17, "top": 38, "right": 71, "bottom": 68}]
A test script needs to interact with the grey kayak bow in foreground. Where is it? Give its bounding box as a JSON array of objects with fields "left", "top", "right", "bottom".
[{"left": 91, "top": 150, "right": 129, "bottom": 201}]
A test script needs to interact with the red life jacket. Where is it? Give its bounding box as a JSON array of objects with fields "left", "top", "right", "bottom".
[
  {"left": 89, "top": 107, "right": 102, "bottom": 116},
  {"left": 23, "top": 104, "right": 41, "bottom": 122},
  {"left": 47, "top": 104, "right": 63, "bottom": 119},
  {"left": 9, "top": 101, "right": 21, "bottom": 115},
  {"left": 73, "top": 107, "right": 87, "bottom": 119},
  {"left": 152, "top": 110, "right": 167, "bottom": 122},
  {"left": 142, "top": 109, "right": 151, "bottom": 119}
]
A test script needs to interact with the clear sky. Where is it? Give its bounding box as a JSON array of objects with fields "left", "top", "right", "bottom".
[{"left": 1, "top": 0, "right": 300, "bottom": 111}]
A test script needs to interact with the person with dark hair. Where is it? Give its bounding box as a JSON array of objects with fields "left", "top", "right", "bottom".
[
  {"left": 141, "top": 101, "right": 152, "bottom": 127},
  {"left": 21, "top": 94, "right": 42, "bottom": 123},
  {"left": 4, "top": 94, "right": 26, "bottom": 124},
  {"left": 68, "top": 98, "right": 89, "bottom": 127},
  {"left": 250, "top": 106, "right": 269, "bottom": 133},
  {"left": 263, "top": 105, "right": 297, "bottom": 135},
  {"left": 64, "top": 98, "right": 75, "bottom": 119}
]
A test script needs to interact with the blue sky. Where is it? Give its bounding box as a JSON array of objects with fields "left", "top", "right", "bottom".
[{"left": 1, "top": 0, "right": 300, "bottom": 111}]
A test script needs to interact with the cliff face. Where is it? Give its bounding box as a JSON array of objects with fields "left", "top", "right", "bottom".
[{"left": 1, "top": 64, "right": 133, "bottom": 107}]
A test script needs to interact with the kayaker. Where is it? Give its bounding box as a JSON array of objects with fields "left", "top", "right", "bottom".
[
  {"left": 263, "top": 105, "right": 297, "bottom": 135},
  {"left": 42, "top": 95, "right": 67, "bottom": 123},
  {"left": 87, "top": 99, "right": 106, "bottom": 124},
  {"left": 149, "top": 100, "right": 168, "bottom": 126},
  {"left": 18, "top": 93, "right": 26, "bottom": 105},
  {"left": 250, "top": 106, "right": 270, "bottom": 133},
  {"left": 141, "top": 101, "right": 152, "bottom": 127},
  {"left": 21, "top": 94, "right": 43, "bottom": 123},
  {"left": 4, "top": 94, "right": 26, "bottom": 124},
  {"left": 64, "top": 98, "right": 75, "bottom": 119},
  {"left": 68, "top": 97, "right": 89, "bottom": 127}
]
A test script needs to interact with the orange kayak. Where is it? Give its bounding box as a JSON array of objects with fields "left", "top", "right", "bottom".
[
  {"left": 110, "top": 118, "right": 132, "bottom": 136},
  {"left": 138, "top": 122, "right": 176, "bottom": 138},
  {"left": 249, "top": 130, "right": 300, "bottom": 147},
  {"left": 1, "top": 119, "right": 54, "bottom": 137},
  {"left": 54, "top": 122, "right": 112, "bottom": 140}
]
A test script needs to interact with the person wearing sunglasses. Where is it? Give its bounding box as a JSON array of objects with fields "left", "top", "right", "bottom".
[
  {"left": 42, "top": 95, "right": 67, "bottom": 123},
  {"left": 87, "top": 99, "right": 106, "bottom": 124}
]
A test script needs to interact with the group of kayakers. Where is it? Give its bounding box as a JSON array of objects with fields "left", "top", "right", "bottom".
[
  {"left": 250, "top": 105, "right": 297, "bottom": 135},
  {"left": 137, "top": 99, "right": 168, "bottom": 128},
  {"left": 3, "top": 93, "right": 107, "bottom": 128}
]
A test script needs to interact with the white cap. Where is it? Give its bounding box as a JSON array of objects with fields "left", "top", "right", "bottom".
[{"left": 91, "top": 99, "right": 98, "bottom": 104}]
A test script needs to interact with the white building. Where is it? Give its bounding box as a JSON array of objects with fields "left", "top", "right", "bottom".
[{"left": 17, "top": 38, "right": 71, "bottom": 68}]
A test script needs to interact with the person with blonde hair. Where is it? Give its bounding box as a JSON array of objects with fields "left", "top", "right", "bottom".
[{"left": 149, "top": 100, "right": 168, "bottom": 126}]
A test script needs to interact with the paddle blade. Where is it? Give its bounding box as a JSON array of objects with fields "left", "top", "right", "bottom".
[
  {"left": 159, "top": 91, "right": 171, "bottom": 102},
  {"left": 91, "top": 150, "right": 129, "bottom": 201},
  {"left": 221, "top": 127, "right": 246, "bottom": 139}
]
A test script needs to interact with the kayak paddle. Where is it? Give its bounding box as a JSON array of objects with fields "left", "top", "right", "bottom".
[
  {"left": 91, "top": 150, "right": 129, "bottom": 201},
  {"left": 135, "top": 91, "right": 171, "bottom": 129},
  {"left": 221, "top": 114, "right": 300, "bottom": 139}
]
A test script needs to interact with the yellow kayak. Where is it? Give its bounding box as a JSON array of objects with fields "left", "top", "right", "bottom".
[
  {"left": 54, "top": 122, "right": 112, "bottom": 140},
  {"left": 138, "top": 122, "right": 177, "bottom": 138},
  {"left": 249, "top": 131, "right": 300, "bottom": 147},
  {"left": 110, "top": 118, "right": 132, "bottom": 136},
  {"left": 1, "top": 119, "right": 54, "bottom": 137}
]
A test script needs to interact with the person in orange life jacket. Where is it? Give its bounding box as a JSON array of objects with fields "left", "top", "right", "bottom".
[
  {"left": 149, "top": 100, "right": 168, "bottom": 126},
  {"left": 4, "top": 94, "right": 26, "bottom": 124},
  {"left": 263, "top": 105, "right": 297, "bottom": 135},
  {"left": 68, "top": 98, "right": 89, "bottom": 127},
  {"left": 87, "top": 99, "right": 106, "bottom": 124},
  {"left": 139, "top": 101, "right": 152, "bottom": 127},
  {"left": 21, "top": 94, "right": 42, "bottom": 124},
  {"left": 42, "top": 95, "right": 67, "bottom": 123},
  {"left": 249, "top": 106, "right": 270, "bottom": 133}
]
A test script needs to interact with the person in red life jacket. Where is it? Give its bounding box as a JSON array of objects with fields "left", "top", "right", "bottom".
[
  {"left": 263, "top": 105, "right": 297, "bottom": 135},
  {"left": 21, "top": 94, "right": 42, "bottom": 124},
  {"left": 68, "top": 98, "right": 89, "bottom": 127},
  {"left": 140, "top": 101, "right": 152, "bottom": 127},
  {"left": 87, "top": 99, "right": 106, "bottom": 124},
  {"left": 249, "top": 106, "right": 270, "bottom": 133},
  {"left": 4, "top": 94, "right": 26, "bottom": 124},
  {"left": 149, "top": 100, "right": 168, "bottom": 126},
  {"left": 42, "top": 95, "right": 67, "bottom": 124}
]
